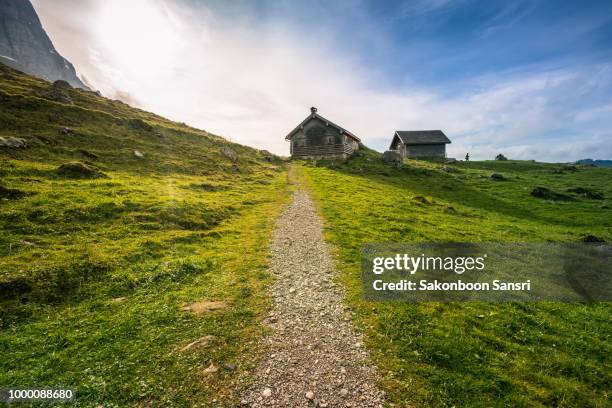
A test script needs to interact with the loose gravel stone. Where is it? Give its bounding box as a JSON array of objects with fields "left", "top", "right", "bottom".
[{"left": 241, "top": 190, "right": 384, "bottom": 407}]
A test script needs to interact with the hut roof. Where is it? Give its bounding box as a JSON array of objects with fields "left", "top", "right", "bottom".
[
  {"left": 394, "top": 130, "right": 451, "bottom": 145},
  {"left": 285, "top": 107, "right": 361, "bottom": 142}
]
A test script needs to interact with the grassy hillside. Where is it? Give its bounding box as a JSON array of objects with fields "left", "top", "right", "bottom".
[
  {"left": 0, "top": 63, "right": 291, "bottom": 406},
  {"left": 2, "top": 61, "right": 610, "bottom": 407},
  {"left": 298, "top": 149, "right": 611, "bottom": 407}
]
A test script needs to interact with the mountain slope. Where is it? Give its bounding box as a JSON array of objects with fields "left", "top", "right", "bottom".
[
  {"left": 0, "top": 62, "right": 290, "bottom": 406},
  {"left": 0, "top": 0, "right": 88, "bottom": 89}
]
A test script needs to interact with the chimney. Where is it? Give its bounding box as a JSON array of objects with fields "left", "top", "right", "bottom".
[{"left": 310, "top": 106, "right": 318, "bottom": 114}]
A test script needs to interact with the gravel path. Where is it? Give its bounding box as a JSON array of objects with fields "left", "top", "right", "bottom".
[{"left": 241, "top": 189, "right": 384, "bottom": 408}]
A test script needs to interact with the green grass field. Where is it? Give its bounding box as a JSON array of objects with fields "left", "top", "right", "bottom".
[
  {"left": 2, "top": 62, "right": 611, "bottom": 407},
  {"left": 0, "top": 63, "right": 291, "bottom": 406},
  {"left": 299, "top": 150, "right": 611, "bottom": 407}
]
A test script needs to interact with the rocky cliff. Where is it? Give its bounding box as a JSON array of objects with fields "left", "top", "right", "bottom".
[{"left": 0, "top": 0, "right": 88, "bottom": 89}]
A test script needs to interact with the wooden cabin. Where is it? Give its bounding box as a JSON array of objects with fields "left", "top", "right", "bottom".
[
  {"left": 390, "top": 130, "right": 451, "bottom": 159},
  {"left": 285, "top": 107, "right": 360, "bottom": 160}
]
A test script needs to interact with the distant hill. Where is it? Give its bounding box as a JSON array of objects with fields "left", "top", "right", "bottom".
[
  {"left": 0, "top": 0, "right": 88, "bottom": 89},
  {"left": 576, "top": 159, "right": 612, "bottom": 168}
]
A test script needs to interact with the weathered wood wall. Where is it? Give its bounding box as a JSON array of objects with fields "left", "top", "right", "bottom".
[
  {"left": 404, "top": 144, "right": 446, "bottom": 158},
  {"left": 290, "top": 116, "right": 357, "bottom": 159},
  {"left": 292, "top": 143, "right": 353, "bottom": 158},
  {"left": 390, "top": 137, "right": 406, "bottom": 156}
]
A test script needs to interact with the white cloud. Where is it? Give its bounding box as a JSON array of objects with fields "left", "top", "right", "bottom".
[
  {"left": 31, "top": 0, "right": 612, "bottom": 161},
  {"left": 397, "top": 0, "right": 456, "bottom": 18}
]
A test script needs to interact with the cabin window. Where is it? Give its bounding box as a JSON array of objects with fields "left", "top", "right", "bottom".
[{"left": 325, "top": 135, "right": 334, "bottom": 145}]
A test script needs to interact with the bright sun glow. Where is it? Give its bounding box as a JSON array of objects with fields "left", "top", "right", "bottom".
[{"left": 93, "top": 0, "right": 183, "bottom": 89}]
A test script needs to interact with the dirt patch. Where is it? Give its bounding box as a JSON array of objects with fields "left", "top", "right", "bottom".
[
  {"left": 55, "top": 161, "right": 107, "bottom": 179},
  {"left": 179, "top": 335, "right": 217, "bottom": 352},
  {"left": 181, "top": 300, "right": 229, "bottom": 315},
  {"left": 203, "top": 363, "right": 219, "bottom": 374}
]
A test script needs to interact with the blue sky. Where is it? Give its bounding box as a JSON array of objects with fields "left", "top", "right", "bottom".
[
  {"left": 204, "top": 0, "right": 612, "bottom": 92},
  {"left": 33, "top": 0, "right": 612, "bottom": 160},
  {"left": 365, "top": 1, "right": 612, "bottom": 85}
]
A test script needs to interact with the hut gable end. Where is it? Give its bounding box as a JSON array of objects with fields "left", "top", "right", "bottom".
[
  {"left": 393, "top": 130, "right": 451, "bottom": 145},
  {"left": 286, "top": 107, "right": 360, "bottom": 160}
]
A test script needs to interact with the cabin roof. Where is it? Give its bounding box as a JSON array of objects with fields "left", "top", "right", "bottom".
[
  {"left": 285, "top": 108, "right": 361, "bottom": 142},
  {"left": 393, "top": 130, "right": 451, "bottom": 145}
]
